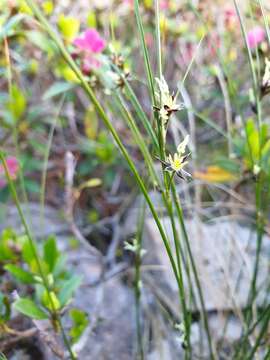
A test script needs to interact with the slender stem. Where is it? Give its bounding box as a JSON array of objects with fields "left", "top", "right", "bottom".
[
  {"left": 135, "top": 200, "right": 146, "bottom": 360},
  {"left": 166, "top": 194, "right": 191, "bottom": 358},
  {"left": 112, "top": 92, "right": 158, "bottom": 186},
  {"left": 154, "top": 0, "right": 162, "bottom": 79},
  {"left": 171, "top": 183, "right": 215, "bottom": 360},
  {"left": 40, "top": 97, "right": 64, "bottom": 231},
  {"left": 4, "top": 38, "right": 29, "bottom": 209},
  {"left": 246, "top": 308, "right": 270, "bottom": 360},
  {"left": 134, "top": 0, "right": 156, "bottom": 105}
]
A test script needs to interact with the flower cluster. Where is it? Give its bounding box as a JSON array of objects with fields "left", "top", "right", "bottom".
[
  {"left": 73, "top": 28, "right": 106, "bottom": 74},
  {"left": 155, "top": 76, "right": 184, "bottom": 127},
  {"left": 124, "top": 238, "right": 146, "bottom": 258},
  {"left": 157, "top": 135, "right": 191, "bottom": 180},
  {"left": 261, "top": 58, "right": 270, "bottom": 97},
  {"left": 0, "top": 156, "right": 19, "bottom": 188},
  {"left": 247, "top": 26, "right": 265, "bottom": 50}
]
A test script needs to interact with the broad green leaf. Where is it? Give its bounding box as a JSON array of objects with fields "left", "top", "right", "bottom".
[
  {"left": 8, "top": 85, "right": 26, "bottom": 120},
  {"left": 249, "top": 131, "right": 260, "bottom": 160},
  {"left": 22, "top": 238, "right": 35, "bottom": 265},
  {"left": 4, "top": 264, "right": 34, "bottom": 284},
  {"left": 262, "top": 139, "right": 270, "bottom": 157},
  {"left": 245, "top": 118, "right": 255, "bottom": 137},
  {"left": 42, "top": 291, "right": 61, "bottom": 311},
  {"left": 58, "top": 275, "right": 82, "bottom": 306},
  {"left": 24, "top": 179, "right": 40, "bottom": 194},
  {"left": 43, "top": 236, "right": 59, "bottom": 272},
  {"left": 42, "top": 82, "right": 75, "bottom": 100},
  {"left": 69, "top": 308, "right": 89, "bottom": 343},
  {"left": 14, "top": 298, "right": 48, "bottom": 320},
  {"left": 0, "top": 14, "right": 26, "bottom": 39},
  {"left": 215, "top": 157, "right": 240, "bottom": 174},
  {"left": 0, "top": 229, "right": 17, "bottom": 261},
  {"left": 27, "top": 30, "right": 55, "bottom": 54},
  {"left": 0, "top": 293, "right": 11, "bottom": 323}
]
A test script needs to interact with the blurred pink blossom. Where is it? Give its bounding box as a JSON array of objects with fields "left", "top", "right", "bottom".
[
  {"left": 0, "top": 156, "right": 19, "bottom": 188},
  {"left": 74, "top": 29, "right": 106, "bottom": 53},
  {"left": 160, "top": 0, "right": 169, "bottom": 10},
  {"left": 224, "top": 6, "right": 237, "bottom": 30},
  {"left": 145, "top": 32, "right": 154, "bottom": 47},
  {"left": 123, "top": 0, "right": 133, "bottom": 6},
  {"left": 247, "top": 26, "right": 265, "bottom": 49},
  {"left": 73, "top": 29, "right": 106, "bottom": 72}
]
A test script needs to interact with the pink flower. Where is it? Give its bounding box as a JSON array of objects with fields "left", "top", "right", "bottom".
[
  {"left": 247, "top": 26, "right": 265, "bottom": 49},
  {"left": 0, "top": 156, "right": 19, "bottom": 188},
  {"left": 74, "top": 29, "right": 106, "bottom": 53},
  {"left": 160, "top": 0, "right": 169, "bottom": 10},
  {"left": 145, "top": 32, "right": 154, "bottom": 47},
  {"left": 73, "top": 29, "right": 106, "bottom": 72},
  {"left": 124, "top": 0, "right": 133, "bottom": 6},
  {"left": 224, "top": 6, "right": 237, "bottom": 30}
]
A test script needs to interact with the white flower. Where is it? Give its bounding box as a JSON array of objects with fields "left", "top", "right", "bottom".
[
  {"left": 159, "top": 106, "right": 169, "bottom": 122},
  {"left": 177, "top": 134, "right": 189, "bottom": 155},
  {"left": 156, "top": 135, "right": 192, "bottom": 180},
  {"left": 124, "top": 239, "right": 146, "bottom": 258},
  {"left": 155, "top": 76, "right": 184, "bottom": 125},
  {"left": 262, "top": 58, "right": 270, "bottom": 89},
  {"left": 253, "top": 164, "right": 261, "bottom": 176}
]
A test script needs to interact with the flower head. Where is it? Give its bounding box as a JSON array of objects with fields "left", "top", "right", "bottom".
[
  {"left": 74, "top": 29, "right": 106, "bottom": 53},
  {"left": 155, "top": 76, "right": 184, "bottom": 125},
  {"left": 247, "top": 26, "right": 265, "bottom": 49},
  {"left": 0, "top": 156, "right": 19, "bottom": 188},
  {"left": 262, "top": 58, "right": 270, "bottom": 88},
  {"left": 73, "top": 28, "right": 106, "bottom": 72},
  {"left": 156, "top": 135, "right": 191, "bottom": 180},
  {"left": 160, "top": 0, "right": 169, "bottom": 10}
]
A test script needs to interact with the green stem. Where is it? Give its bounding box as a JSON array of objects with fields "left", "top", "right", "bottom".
[
  {"left": 40, "top": 97, "right": 64, "bottom": 231},
  {"left": 135, "top": 200, "right": 146, "bottom": 360},
  {"left": 171, "top": 183, "right": 215, "bottom": 360}
]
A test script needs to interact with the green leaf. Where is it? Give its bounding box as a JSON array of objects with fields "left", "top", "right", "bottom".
[
  {"left": 27, "top": 30, "right": 55, "bottom": 54},
  {"left": 4, "top": 264, "right": 35, "bottom": 284},
  {"left": 0, "top": 14, "right": 26, "bottom": 40},
  {"left": 22, "top": 238, "right": 35, "bottom": 265},
  {"left": 0, "top": 292, "right": 11, "bottom": 323},
  {"left": 0, "top": 229, "right": 17, "bottom": 262},
  {"left": 41, "top": 291, "right": 61, "bottom": 311},
  {"left": 14, "top": 298, "right": 48, "bottom": 320},
  {"left": 58, "top": 275, "right": 82, "bottom": 306},
  {"left": 42, "top": 82, "right": 75, "bottom": 100},
  {"left": 8, "top": 85, "right": 26, "bottom": 120},
  {"left": 24, "top": 179, "right": 40, "bottom": 194},
  {"left": 43, "top": 236, "right": 59, "bottom": 272},
  {"left": 215, "top": 157, "right": 240, "bottom": 174},
  {"left": 69, "top": 308, "right": 89, "bottom": 343}
]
